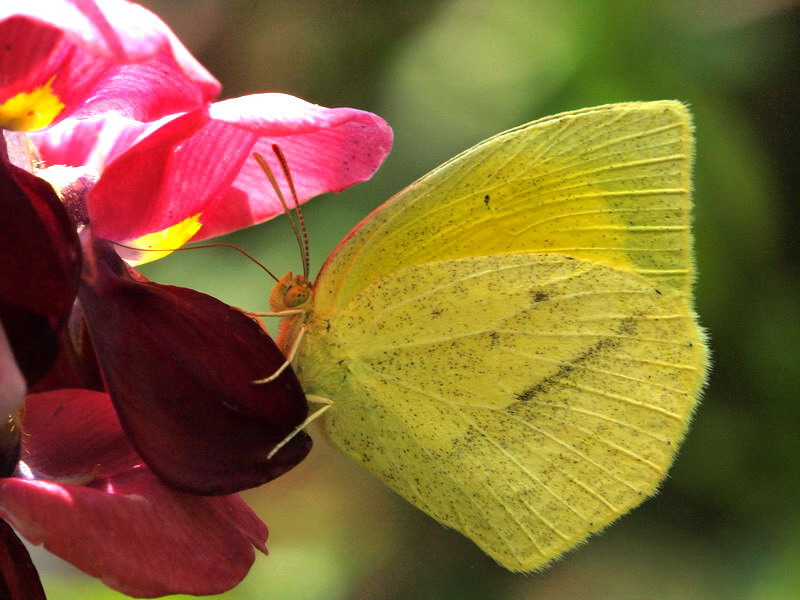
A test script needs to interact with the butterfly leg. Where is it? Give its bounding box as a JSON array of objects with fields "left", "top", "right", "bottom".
[
  {"left": 252, "top": 327, "right": 306, "bottom": 384},
  {"left": 267, "top": 396, "right": 333, "bottom": 460}
]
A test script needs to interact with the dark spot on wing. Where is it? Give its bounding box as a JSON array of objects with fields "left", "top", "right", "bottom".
[
  {"left": 531, "top": 291, "right": 549, "bottom": 303},
  {"left": 484, "top": 194, "right": 491, "bottom": 208},
  {"left": 511, "top": 317, "right": 638, "bottom": 408}
]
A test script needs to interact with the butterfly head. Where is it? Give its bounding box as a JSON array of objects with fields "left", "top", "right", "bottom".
[{"left": 270, "top": 271, "right": 312, "bottom": 313}]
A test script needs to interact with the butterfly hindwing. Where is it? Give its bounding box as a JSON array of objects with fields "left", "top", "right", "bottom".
[{"left": 298, "top": 253, "right": 704, "bottom": 570}]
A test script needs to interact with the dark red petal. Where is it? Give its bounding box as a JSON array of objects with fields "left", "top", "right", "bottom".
[
  {"left": 0, "top": 520, "right": 46, "bottom": 600},
  {"left": 78, "top": 237, "right": 311, "bottom": 494},
  {"left": 0, "top": 304, "right": 58, "bottom": 388},
  {"left": 0, "top": 137, "right": 82, "bottom": 385},
  {"left": 0, "top": 137, "right": 81, "bottom": 317},
  {"left": 0, "top": 324, "right": 23, "bottom": 478},
  {"left": 1, "top": 389, "right": 267, "bottom": 597},
  {"left": 28, "top": 304, "right": 105, "bottom": 395},
  {"left": 21, "top": 387, "right": 140, "bottom": 479}
]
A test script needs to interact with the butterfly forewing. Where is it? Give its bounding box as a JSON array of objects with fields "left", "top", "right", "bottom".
[{"left": 313, "top": 101, "right": 695, "bottom": 317}]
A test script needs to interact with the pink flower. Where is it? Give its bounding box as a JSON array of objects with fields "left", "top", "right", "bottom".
[
  {"left": 2, "top": 0, "right": 393, "bottom": 254},
  {"left": 0, "top": 0, "right": 220, "bottom": 130},
  {"left": 2, "top": 132, "right": 313, "bottom": 497},
  {"left": 31, "top": 93, "right": 392, "bottom": 255}
]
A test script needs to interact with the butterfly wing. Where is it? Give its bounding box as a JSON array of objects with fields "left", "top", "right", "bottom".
[
  {"left": 298, "top": 253, "right": 705, "bottom": 570},
  {"left": 313, "top": 101, "right": 696, "bottom": 317},
  {"left": 294, "top": 101, "right": 707, "bottom": 570}
]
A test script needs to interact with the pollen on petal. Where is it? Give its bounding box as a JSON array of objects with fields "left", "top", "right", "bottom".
[
  {"left": 0, "top": 77, "right": 66, "bottom": 131},
  {"left": 117, "top": 213, "right": 203, "bottom": 265}
]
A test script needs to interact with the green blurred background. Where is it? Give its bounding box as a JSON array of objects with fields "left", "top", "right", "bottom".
[{"left": 35, "top": 0, "right": 800, "bottom": 598}]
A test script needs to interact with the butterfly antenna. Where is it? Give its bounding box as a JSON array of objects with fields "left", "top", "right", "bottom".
[
  {"left": 271, "top": 145, "right": 310, "bottom": 279},
  {"left": 113, "top": 241, "right": 281, "bottom": 282},
  {"left": 254, "top": 151, "right": 309, "bottom": 280}
]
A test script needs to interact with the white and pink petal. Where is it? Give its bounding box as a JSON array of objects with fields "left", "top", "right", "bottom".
[{"left": 196, "top": 93, "right": 394, "bottom": 240}]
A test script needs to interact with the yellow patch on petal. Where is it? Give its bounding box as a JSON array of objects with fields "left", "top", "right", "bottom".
[
  {"left": 0, "top": 77, "right": 66, "bottom": 131},
  {"left": 118, "top": 213, "right": 203, "bottom": 265}
]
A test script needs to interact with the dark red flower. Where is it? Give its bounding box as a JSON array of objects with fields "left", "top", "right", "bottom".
[
  {"left": 0, "top": 388, "right": 269, "bottom": 597},
  {"left": 77, "top": 235, "right": 312, "bottom": 493}
]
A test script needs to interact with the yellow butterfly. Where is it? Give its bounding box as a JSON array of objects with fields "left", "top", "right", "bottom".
[{"left": 269, "top": 101, "right": 708, "bottom": 571}]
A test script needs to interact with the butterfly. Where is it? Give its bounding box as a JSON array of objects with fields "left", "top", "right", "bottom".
[{"left": 267, "top": 101, "right": 708, "bottom": 571}]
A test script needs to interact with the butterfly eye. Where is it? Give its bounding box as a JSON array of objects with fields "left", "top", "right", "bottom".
[
  {"left": 269, "top": 272, "right": 312, "bottom": 312},
  {"left": 283, "top": 284, "right": 310, "bottom": 308}
]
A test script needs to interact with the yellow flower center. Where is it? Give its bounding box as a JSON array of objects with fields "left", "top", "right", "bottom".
[
  {"left": 0, "top": 77, "right": 66, "bottom": 131},
  {"left": 117, "top": 214, "right": 205, "bottom": 265}
]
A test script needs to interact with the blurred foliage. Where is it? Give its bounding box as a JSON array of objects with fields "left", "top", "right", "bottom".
[{"left": 37, "top": 0, "right": 800, "bottom": 598}]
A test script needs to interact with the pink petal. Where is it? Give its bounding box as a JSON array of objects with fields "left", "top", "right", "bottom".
[
  {"left": 196, "top": 93, "right": 393, "bottom": 240},
  {"left": 32, "top": 94, "right": 391, "bottom": 242},
  {"left": 67, "top": 54, "right": 218, "bottom": 122},
  {"left": 0, "top": 389, "right": 268, "bottom": 597},
  {"left": 30, "top": 111, "right": 150, "bottom": 171},
  {"left": 86, "top": 108, "right": 259, "bottom": 242},
  {"left": 1, "top": 0, "right": 219, "bottom": 125},
  {"left": 1, "top": 0, "right": 212, "bottom": 67}
]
